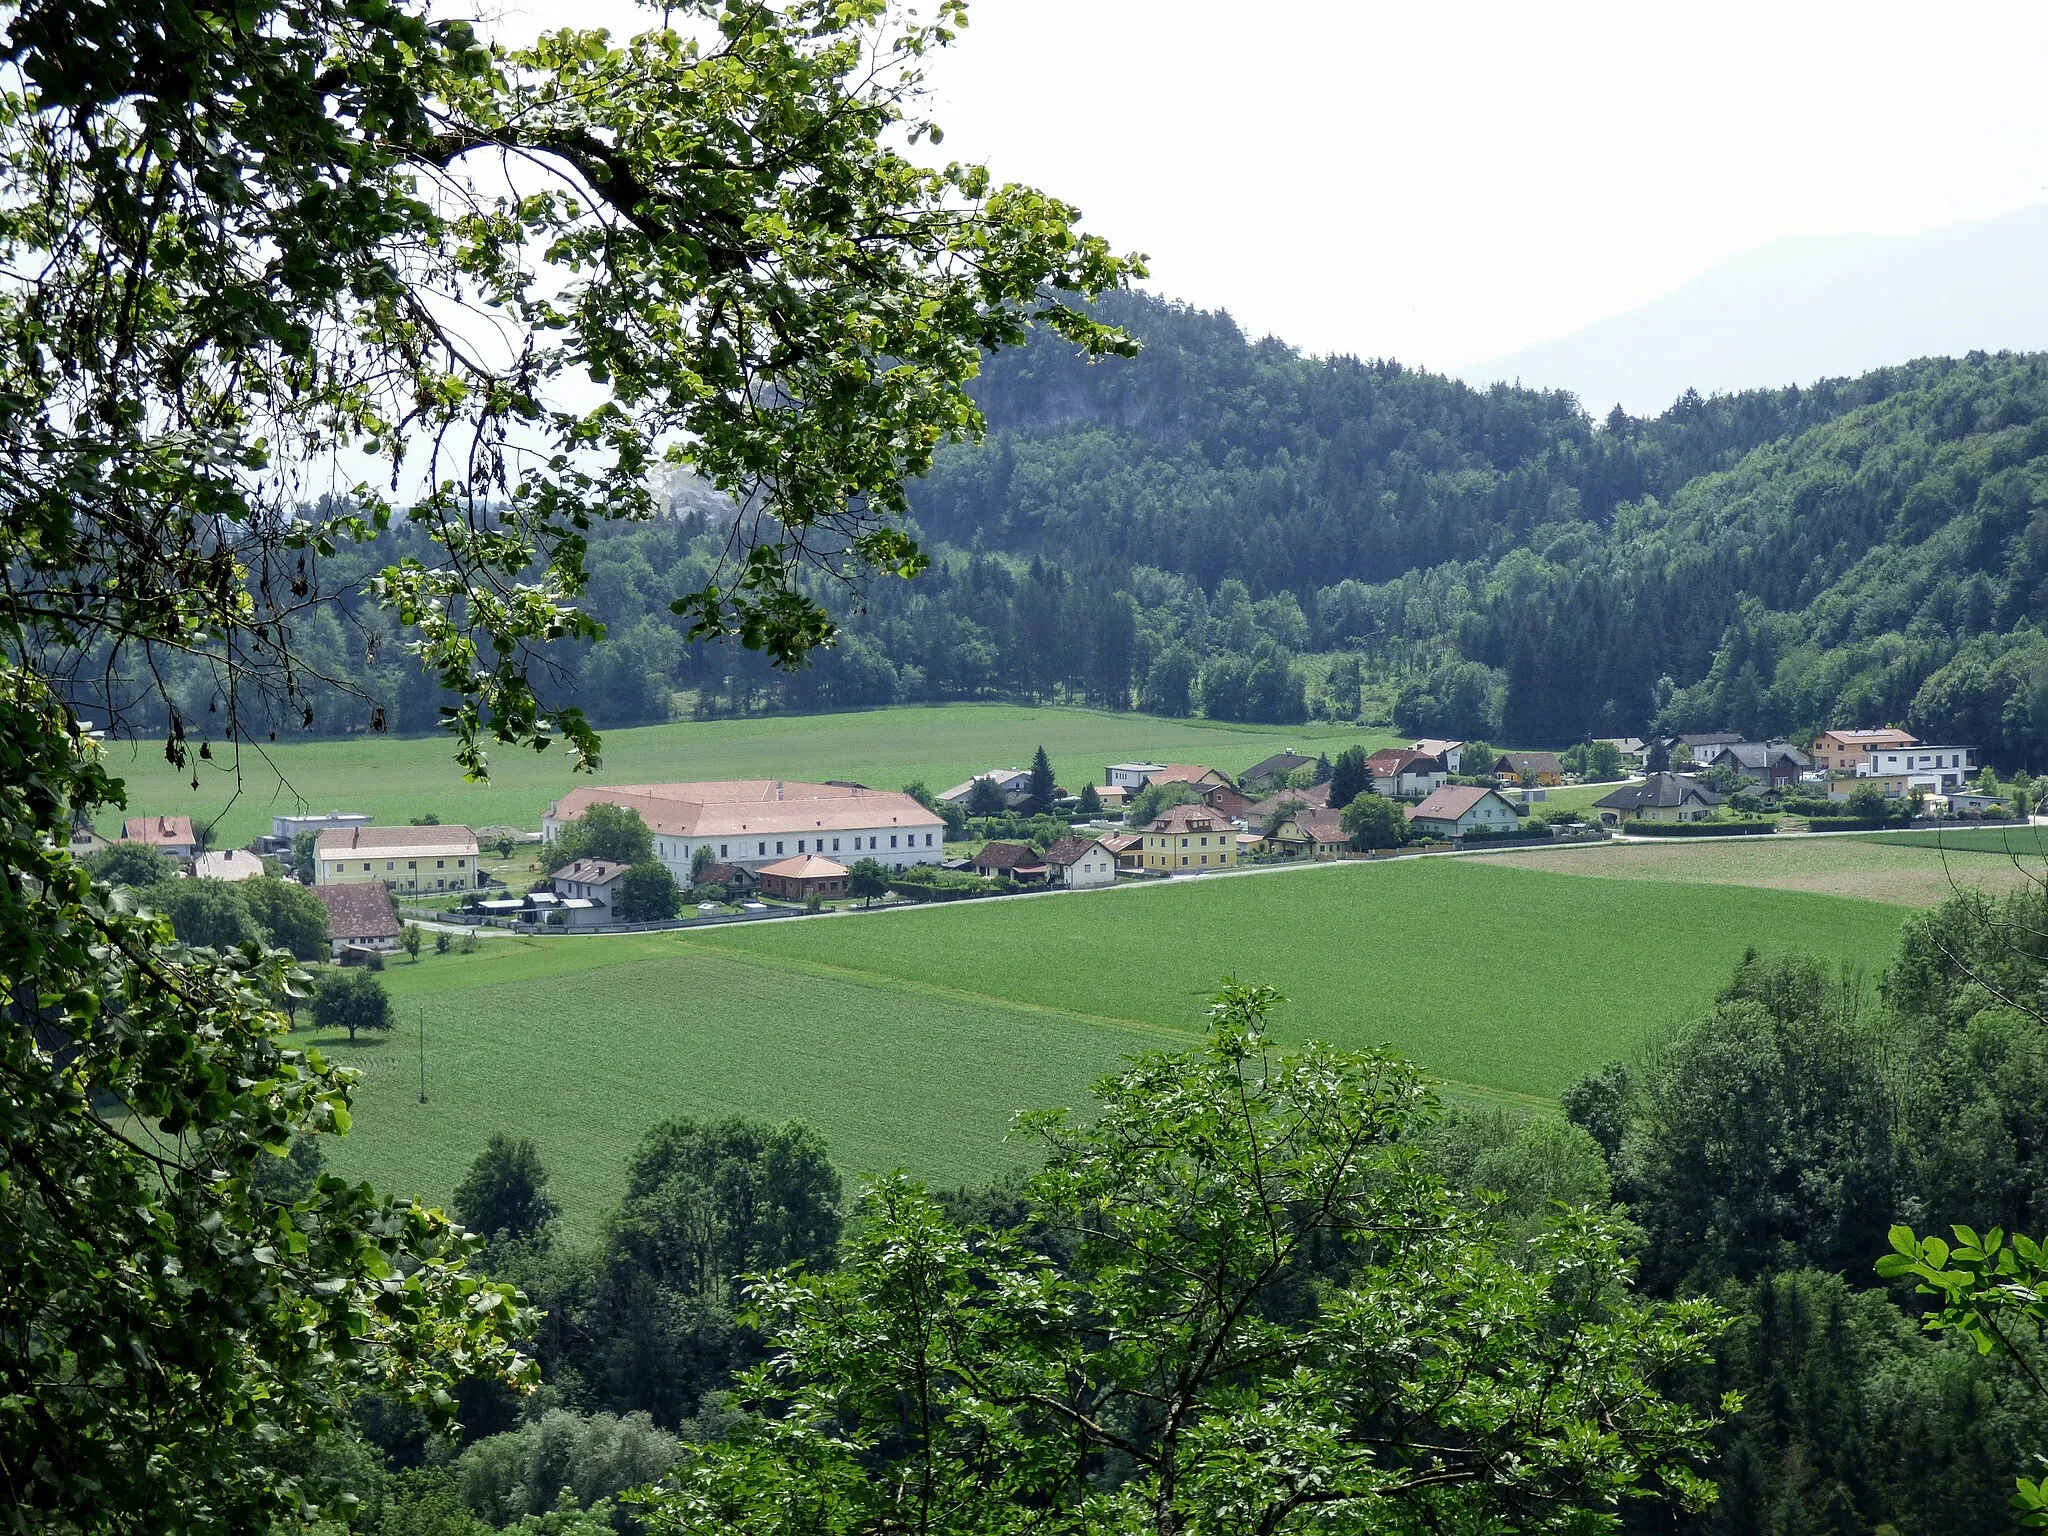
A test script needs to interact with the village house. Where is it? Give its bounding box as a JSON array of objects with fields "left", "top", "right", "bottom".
[
  {"left": 1593, "top": 772, "right": 1725, "bottom": 827},
  {"left": 1366, "top": 747, "right": 1447, "bottom": 800},
  {"left": 1409, "top": 738, "right": 1465, "bottom": 773},
  {"left": 972, "top": 841, "right": 1043, "bottom": 881},
  {"left": 308, "top": 882, "right": 402, "bottom": 958},
  {"left": 1198, "top": 782, "right": 1254, "bottom": 821},
  {"left": 1828, "top": 772, "right": 1914, "bottom": 802},
  {"left": 1595, "top": 737, "right": 1648, "bottom": 765},
  {"left": 1141, "top": 803, "right": 1236, "bottom": 872},
  {"left": 1245, "top": 781, "right": 1331, "bottom": 824},
  {"left": 1240, "top": 751, "right": 1316, "bottom": 792},
  {"left": 757, "top": 853, "right": 850, "bottom": 901},
  {"left": 1146, "top": 764, "right": 1234, "bottom": 792},
  {"left": 1405, "top": 785, "right": 1522, "bottom": 839},
  {"left": 315, "top": 824, "right": 482, "bottom": 893},
  {"left": 67, "top": 819, "right": 108, "bottom": 859},
  {"left": 194, "top": 850, "right": 264, "bottom": 882},
  {"left": 550, "top": 857, "right": 629, "bottom": 927},
  {"left": 936, "top": 767, "right": 1032, "bottom": 808},
  {"left": 122, "top": 814, "right": 199, "bottom": 862},
  {"left": 545, "top": 780, "right": 943, "bottom": 881},
  {"left": 1271, "top": 807, "right": 1349, "bottom": 859},
  {"left": 1810, "top": 728, "right": 1917, "bottom": 774},
  {"left": 1105, "top": 762, "right": 1168, "bottom": 791},
  {"left": 1704, "top": 740, "right": 1812, "bottom": 789},
  {"left": 1859, "top": 744, "right": 1976, "bottom": 793},
  {"left": 1044, "top": 836, "right": 1118, "bottom": 889},
  {"left": 1098, "top": 832, "right": 1146, "bottom": 872},
  {"left": 1492, "top": 751, "right": 1565, "bottom": 787}
]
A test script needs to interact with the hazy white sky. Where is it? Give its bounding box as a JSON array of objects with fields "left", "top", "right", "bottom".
[{"left": 482, "top": 0, "right": 2048, "bottom": 371}]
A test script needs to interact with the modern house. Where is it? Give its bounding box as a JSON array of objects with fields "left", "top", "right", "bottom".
[
  {"left": 122, "top": 814, "right": 199, "bottom": 861},
  {"left": 1810, "top": 728, "right": 1917, "bottom": 774},
  {"left": 1704, "top": 741, "right": 1812, "bottom": 789},
  {"left": 1405, "top": 785, "right": 1523, "bottom": 839},
  {"left": 266, "top": 810, "right": 371, "bottom": 854},
  {"left": 1140, "top": 803, "right": 1236, "bottom": 873},
  {"left": 1828, "top": 772, "right": 1915, "bottom": 802},
  {"left": 757, "top": 853, "right": 850, "bottom": 901},
  {"left": 935, "top": 768, "right": 1032, "bottom": 808},
  {"left": 1240, "top": 751, "right": 1316, "bottom": 791},
  {"left": 1492, "top": 752, "right": 1565, "bottom": 786},
  {"left": 1410, "top": 738, "right": 1465, "bottom": 773},
  {"left": 1593, "top": 772, "right": 1725, "bottom": 827},
  {"left": 314, "top": 824, "right": 481, "bottom": 892},
  {"left": 194, "top": 850, "right": 264, "bottom": 882},
  {"left": 1044, "top": 836, "right": 1118, "bottom": 889},
  {"left": 1106, "top": 762, "right": 1168, "bottom": 791},
  {"left": 1859, "top": 745, "right": 1976, "bottom": 792},
  {"left": 545, "top": 780, "right": 944, "bottom": 881},
  {"left": 1366, "top": 748, "right": 1447, "bottom": 800},
  {"left": 308, "top": 882, "right": 401, "bottom": 957},
  {"left": 1271, "top": 807, "right": 1349, "bottom": 859}
]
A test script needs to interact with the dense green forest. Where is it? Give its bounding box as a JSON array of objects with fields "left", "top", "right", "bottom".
[{"left": 78, "top": 294, "right": 2048, "bottom": 765}]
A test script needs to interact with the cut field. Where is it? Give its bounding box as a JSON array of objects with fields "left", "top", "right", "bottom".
[
  {"left": 1868, "top": 824, "right": 2048, "bottom": 858},
  {"left": 98, "top": 704, "right": 1398, "bottom": 848},
  {"left": 1484, "top": 833, "right": 2041, "bottom": 906},
  {"left": 314, "top": 857, "right": 1910, "bottom": 1234}
]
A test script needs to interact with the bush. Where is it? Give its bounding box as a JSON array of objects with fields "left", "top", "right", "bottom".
[
  {"left": 615, "top": 860, "right": 680, "bottom": 922},
  {"left": 885, "top": 868, "right": 1003, "bottom": 902}
]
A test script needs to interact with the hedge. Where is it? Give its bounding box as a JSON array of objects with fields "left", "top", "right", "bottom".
[{"left": 1628, "top": 820, "right": 1776, "bottom": 837}]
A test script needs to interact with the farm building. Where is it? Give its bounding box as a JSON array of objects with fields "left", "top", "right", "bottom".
[
  {"left": 315, "top": 824, "right": 481, "bottom": 893},
  {"left": 545, "top": 780, "right": 943, "bottom": 881},
  {"left": 1406, "top": 785, "right": 1522, "bottom": 839},
  {"left": 757, "top": 853, "right": 850, "bottom": 900},
  {"left": 308, "top": 882, "right": 401, "bottom": 957}
]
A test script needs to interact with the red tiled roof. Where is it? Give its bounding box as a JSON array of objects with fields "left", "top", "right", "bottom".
[
  {"left": 1407, "top": 784, "right": 1504, "bottom": 821},
  {"left": 547, "top": 781, "right": 936, "bottom": 839},
  {"left": 1366, "top": 748, "right": 1436, "bottom": 774},
  {"left": 973, "top": 841, "right": 1036, "bottom": 870},
  {"left": 757, "top": 853, "right": 850, "bottom": 879},
  {"left": 1279, "top": 807, "right": 1347, "bottom": 843},
  {"left": 316, "top": 824, "right": 478, "bottom": 857},
  {"left": 1147, "top": 764, "right": 1229, "bottom": 787},
  {"left": 1146, "top": 802, "right": 1224, "bottom": 833}
]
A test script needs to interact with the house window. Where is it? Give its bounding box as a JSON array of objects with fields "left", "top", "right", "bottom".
[
  {"left": 1181, "top": 856, "right": 1189, "bottom": 866},
  {"left": 437, "top": 860, "right": 445, "bottom": 869},
  {"left": 362, "top": 862, "right": 371, "bottom": 871},
  {"left": 457, "top": 858, "right": 466, "bottom": 868},
  {"left": 925, "top": 833, "right": 933, "bottom": 846},
  {"left": 386, "top": 861, "right": 394, "bottom": 870},
  {"left": 832, "top": 838, "right": 840, "bottom": 852},
  {"left": 798, "top": 840, "right": 805, "bottom": 852},
  {"left": 721, "top": 844, "right": 728, "bottom": 857},
  {"left": 890, "top": 835, "right": 898, "bottom": 848},
  {"left": 758, "top": 842, "right": 766, "bottom": 856},
  {"left": 408, "top": 860, "right": 416, "bottom": 869}
]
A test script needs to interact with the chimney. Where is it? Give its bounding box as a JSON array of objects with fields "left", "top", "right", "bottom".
[
  {"left": 774, "top": 780, "right": 783, "bottom": 801},
  {"left": 351, "top": 826, "right": 360, "bottom": 848}
]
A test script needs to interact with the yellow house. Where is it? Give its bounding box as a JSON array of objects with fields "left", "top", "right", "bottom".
[
  {"left": 1142, "top": 803, "right": 1236, "bottom": 873},
  {"left": 1271, "top": 808, "right": 1349, "bottom": 859},
  {"left": 315, "top": 824, "right": 481, "bottom": 893}
]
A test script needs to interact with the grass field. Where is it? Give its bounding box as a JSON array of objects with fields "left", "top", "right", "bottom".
[
  {"left": 1869, "top": 824, "right": 2048, "bottom": 857},
  {"left": 1487, "top": 833, "right": 2041, "bottom": 906},
  {"left": 98, "top": 705, "right": 1399, "bottom": 848},
  {"left": 313, "top": 857, "right": 1910, "bottom": 1234}
]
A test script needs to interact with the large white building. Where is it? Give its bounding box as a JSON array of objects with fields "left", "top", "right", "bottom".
[
  {"left": 315, "top": 824, "right": 481, "bottom": 892},
  {"left": 1858, "top": 745, "right": 1975, "bottom": 792},
  {"left": 544, "top": 780, "right": 945, "bottom": 881}
]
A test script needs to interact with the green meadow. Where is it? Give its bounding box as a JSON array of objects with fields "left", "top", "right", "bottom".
[
  {"left": 99, "top": 704, "right": 1398, "bottom": 848},
  {"left": 1869, "top": 823, "right": 2048, "bottom": 857},
  {"left": 318, "top": 857, "right": 1910, "bottom": 1234}
]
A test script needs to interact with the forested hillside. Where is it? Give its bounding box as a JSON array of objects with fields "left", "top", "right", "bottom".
[{"left": 91, "top": 295, "right": 2048, "bottom": 767}]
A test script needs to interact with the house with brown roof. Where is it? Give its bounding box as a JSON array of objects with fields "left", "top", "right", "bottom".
[
  {"left": 122, "top": 814, "right": 198, "bottom": 861},
  {"left": 316, "top": 824, "right": 481, "bottom": 893},
  {"left": 1098, "top": 832, "right": 1146, "bottom": 872},
  {"left": 1271, "top": 807, "right": 1349, "bottom": 859},
  {"left": 1366, "top": 748, "right": 1446, "bottom": 800},
  {"left": 972, "top": 841, "right": 1042, "bottom": 881},
  {"left": 545, "top": 780, "right": 942, "bottom": 881},
  {"left": 1044, "top": 836, "right": 1118, "bottom": 889},
  {"left": 308, "top": 882, "right": 400, "bottom": 957},
  {"left": 1140, "top": 803, "right": 1235, "bottom": 873},
  {"left": 757, "top": 853, "right": 849, "bottom": 901},
  {"left": 1245, "top": 781, "right": 1331, "bottom": 824},
  {"left": 1147, "top": 764, "right": 1233, "bottom": 791},
  {"left": 1492, "top": 751, "right": 1565, "bottom": 786},
  {"left": 1409, "top": 738, "right": 1465, "bottom": 773},
  {"left": 1593, "top": 772, "right": 1724, "bottom": 827},
  {"left": 1405, "top": 785, "right": 1522, "bottom": 839}
]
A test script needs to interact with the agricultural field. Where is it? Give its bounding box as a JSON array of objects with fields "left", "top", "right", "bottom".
[
  {"left": 315, "top": 857, "right": 1909, "bottom": 1233},
  {"left": 1868, "top": 823, "right": 2048, "bottom": 857},
  {"left": 97, "top": 704, "right": 1399, "bottom": 848},
  {"left": 1486, "top": 832, "right": 2044, "bottom": 906}
]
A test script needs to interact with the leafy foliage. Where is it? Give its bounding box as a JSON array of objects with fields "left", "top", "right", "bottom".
[
  {"left": 313, "top": 966, "right": 395, "bottom": 1041},
  {"left": 616, "top": 861, "right": 680, "bottom": 923},
  {"left": 643, "top": 982, "right": 1730, "bottom": 1536},
  {"left": 552, "top": 804, "right": 656, "bottom": 870},
  {"left": 455, "top": 1134, "right": 561, "bottom": 1251}
]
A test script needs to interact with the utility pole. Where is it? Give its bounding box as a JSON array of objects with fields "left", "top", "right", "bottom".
[{"left": 417, "top": 1004, "right": 427, "bottom": 1104}]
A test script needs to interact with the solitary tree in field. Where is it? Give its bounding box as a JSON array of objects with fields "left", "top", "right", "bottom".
[
  {"left": 312, "top": 969, "right": 394, "bottom": 1043},
  {"left": 401, "top": 923, "right": 424, "bottom": 962}
]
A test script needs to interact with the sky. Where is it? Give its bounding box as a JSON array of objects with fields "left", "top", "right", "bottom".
[{"left": 475, "top": 0, "right": 2048, "bottom": 372}]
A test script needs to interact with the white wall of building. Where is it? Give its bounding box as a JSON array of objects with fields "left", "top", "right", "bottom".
[{"left": 652, "top": 822, "right": 944, "bottom": 882}]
